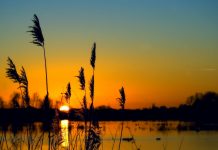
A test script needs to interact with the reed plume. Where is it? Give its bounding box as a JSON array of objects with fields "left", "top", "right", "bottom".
[
  {"left": 67, "top": 82, "right": 71, "bottom": 99},
  {"left": 28, "top": 14, "right": 44, "bottom": 47},
  {"left": 76, "top": 67, "right": 86, "bottom": 90},
  {"left": 76, "top": 67, "right": 88, "bottom": 115},
  {"left": 28, "top": 14, "right": 49, "bottom": 97},
  {"left": 64, "top": 82, "right": 71, "bottom": 104},
  {"left": 117, "top": 87, "right": 126, "bottom": 110},
  {"left": 6, "top": 57, "right": 20, "bottom": 84},
  {"left": 86, "top": 127, "right": 101, "bottom": 150},
  {"left": 90, "top": 42, "right": 96, "bottom": 70},
  {"left": 6, "top": 57, "right": 30, "bottom": 108}
]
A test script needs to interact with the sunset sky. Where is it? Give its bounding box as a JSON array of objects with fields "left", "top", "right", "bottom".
[{"left": 0, "top": 0, "right": 218, "bottom": 109}]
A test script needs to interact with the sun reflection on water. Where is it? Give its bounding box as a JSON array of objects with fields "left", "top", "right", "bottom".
[{"left": 61, "top": 120, "right": 69, "bottom": 148}]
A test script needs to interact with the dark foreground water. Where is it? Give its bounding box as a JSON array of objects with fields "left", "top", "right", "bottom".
[{"left": 1, "top": 121, "right": 218, "bottom": 150}]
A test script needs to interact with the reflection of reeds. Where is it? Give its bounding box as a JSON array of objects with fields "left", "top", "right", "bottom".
[
  {"left": 0, "top": 122, "right": 9, "bottom": 150},
  {"left": 109, "top": 126, "right": 119, "bottom": 150},
  {"left": 126, "top": 126, "right": 140, "bottom": 150},
  {"left": 86, "top": 126, "right": 101, "bottom": 150}
]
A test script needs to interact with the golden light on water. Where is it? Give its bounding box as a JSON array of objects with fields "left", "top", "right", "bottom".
[
  {"left": 59, "top": 105, "right": 70, "bottom": 112},
  {"left": 61, "top": 120, "right": 69, "bottom": 148}
]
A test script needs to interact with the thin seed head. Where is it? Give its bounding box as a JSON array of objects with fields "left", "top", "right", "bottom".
[
  {"left": 76, "top": 67, "right": 86, "bottom": 90},
  {"left": 117, "top": 86, "right": 126, "bottom": 109},
  {"left": 6, "top": 57, "right": 21, "bottom": 83},
  {"left": 28, "top": 14, "right": 44, "bottom": 47},
  {"left": 90, "top": 42, "right": 96, "bottom": 69}
]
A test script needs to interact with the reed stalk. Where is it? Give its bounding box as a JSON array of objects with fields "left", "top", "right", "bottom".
[
  {"left": 117, "top": 86, "right": 126, "bottom": 150},
  {"left": 28, "top": 14, "right": 51, "bottom": 150},
  {"left": 76, "top": 67, "right": 88, "bottom": 149}
]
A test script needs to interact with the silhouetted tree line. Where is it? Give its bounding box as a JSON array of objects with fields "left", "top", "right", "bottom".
[
  {"left": 80, "top": 91, "right": 218, "bottom": 123},
  {"left": 1, "top": 91, "right": 218, "bottom": 124}
]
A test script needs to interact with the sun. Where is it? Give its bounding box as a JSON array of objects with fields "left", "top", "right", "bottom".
[{"left": 59, "top": 105, "right": 70, "bottom": 112}]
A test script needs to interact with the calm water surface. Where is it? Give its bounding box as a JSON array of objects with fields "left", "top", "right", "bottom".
[
  {"left": 1, "top": 121, "right": 218, "bottom": 150},
  {"left": 99, "top": 121, "right": 218, "bottom": 150}
]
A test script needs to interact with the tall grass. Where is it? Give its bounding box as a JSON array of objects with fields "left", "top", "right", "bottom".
[
  {"left": 28, "top": 14, "right": 51, "bottom": 150},
  {"left": 87, "top": 42, "right": 101, "bottom": 150},
  {"left": 75, "top": 43, "right": 101, "bottom": 150},
  {"left": 6, "top": 57, "right": 30, "bottom": 108},
  {"left": 76, "top": 67, "right": 88, "bottom": 149},
  {"left": 6, "top": 58, "right": 37, "bottom": 150},
  {"left": 28, "top": 14, "right": 48, "bottom": 98},
  {"left": 2, "top": 13, "right": 138, "bottom": 150},
  {"left": 6, "top": 57, "right": 22, "bottom": 106},
  {"left": 89, "top": 42, "right": 96, "bottom": 121},
  {"left": 117, "top": 86, "right": 126, "bottom": 150}
]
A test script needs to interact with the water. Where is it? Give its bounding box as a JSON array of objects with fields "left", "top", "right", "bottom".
[
  {"left": 1, "top": 121, "right": 218, "bottom": 150},
  {"left": 98, "top": 121, "right": 218, "bottom": 150}
]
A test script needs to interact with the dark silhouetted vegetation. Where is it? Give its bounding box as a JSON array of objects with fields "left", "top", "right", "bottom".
[
  {"left": 117, "top": 86, "right": 126, "bottom": 150},
  {"left": 1, "top": 13, "right": 218, "bottom": 150}
]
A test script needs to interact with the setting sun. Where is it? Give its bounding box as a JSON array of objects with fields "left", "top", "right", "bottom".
[{"left": 59, "top": 105, "right": 70, "bottom": 112}]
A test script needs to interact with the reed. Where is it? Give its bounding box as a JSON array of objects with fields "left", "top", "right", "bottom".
[
  {"left": 117, "top": 86, "right": 126, "bottom": 150},
  {"left": 28, "top": 14, "right": 51, "bottom": 150},
  {"left": 6, "top": 57, "right": 23, "bottom": 106},
  {"left": 6, "top": 57, "right": 30, "bottom": 108},
  {"left": 67, "top": 82, "right": 71, "bottom": 105},
  {"left": 20, "top": 67, "right": 30, "bottom": 108},
  {"left": 28, "top": 14, "right": 48, "bottom": 98},
  {"left": 76, "top": 67, "right": 88, "bottom": 149},
  {"left": 87, "top": 43, "right": 101, "bottom": 150},
  {"left": 6, "top": 57, "right": 21, "bottom": 84},
  {"left": 89, "top": 43, "right": 96, "bottom": 118}
]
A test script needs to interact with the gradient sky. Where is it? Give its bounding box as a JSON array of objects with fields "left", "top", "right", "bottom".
[{"left": 0, "top": 0, "right": 218, "bottom": 109}]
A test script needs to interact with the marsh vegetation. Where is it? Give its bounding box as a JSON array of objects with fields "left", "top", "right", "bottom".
[{"left": 1, "top": 14, "right": 218, "bottom": 150}]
